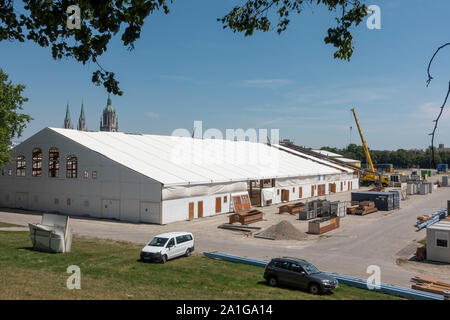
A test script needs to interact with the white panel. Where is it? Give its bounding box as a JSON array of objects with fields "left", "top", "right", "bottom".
[{"left": 140, "top": 201, "right": 160, "bottom": 224}]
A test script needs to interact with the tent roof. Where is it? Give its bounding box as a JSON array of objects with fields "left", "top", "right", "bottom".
[
  {"left": 339, "top": 157, "right": 361, "bottom": 163},
  {"left": 48, "top": 128, "right": 346, "bottom": 186},
  {"left": 312, "top": 149, "right": 343, "bottom": 157},
  {"left": 274, "top": 144, "right": 353, "bottom": 173}
]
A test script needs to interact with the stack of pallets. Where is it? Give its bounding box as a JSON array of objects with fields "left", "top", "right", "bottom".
[
  {"left": 411, "top": 276, "right": 450, "bottom": 298},
  {"left": 347, "top": 201, "right": 378, "bottom": 215},
  {"left": 228, "top": 209, "right": 263, "bottom": 225},
  {"left": 278, "top": 201, "right": 305, "bottom": 215}
]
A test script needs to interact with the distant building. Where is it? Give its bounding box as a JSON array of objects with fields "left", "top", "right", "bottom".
[
  {"left": 438, "top": 144, "right": 450, "bottom": 152},
  {"left": 77, "top": 101, "right": 87, "bottom": 131},
  {"left": 100, "top": 95, "right": 118, "bottom": 132},
  {"left": 62, "top": 96, "right": 119, "bottom": 132},
  {"left": 64, "top": 103, "right": 73, "bottom": 129}
]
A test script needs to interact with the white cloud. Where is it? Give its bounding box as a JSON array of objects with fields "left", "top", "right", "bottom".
[
  {"left": 411, "top": 101, "right": 449, "bottom": 121},
  {"left": 233, "top": 79, "right": 292, "bottom": 88},
  {"left": 160, "top": 75, "right": 193, "bottom": 82},
  {"left": 146, "top": 112, "right": 159, "bottom": 119}
]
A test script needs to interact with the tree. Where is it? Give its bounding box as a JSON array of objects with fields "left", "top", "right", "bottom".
[
  {"left": 0, "top": 0, "right": 368, "bottom": 95},
  {"left": 425, "top": 43, "right": 450, "bottom": 168},
  {"left": 0, "top": 69, "right": 32, "bottom": 165}
]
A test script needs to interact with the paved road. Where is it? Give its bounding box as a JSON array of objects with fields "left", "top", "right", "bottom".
[{"left": 0, "top": 187, "right": 449, "bottom": 287}]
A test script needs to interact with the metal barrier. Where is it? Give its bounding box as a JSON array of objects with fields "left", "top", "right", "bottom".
[{"left": 203, "top": 251, "right": 445, "bottom": 300}]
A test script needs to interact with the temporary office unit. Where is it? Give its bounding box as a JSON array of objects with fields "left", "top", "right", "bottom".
[
  {"left": 426, "top": 221, "right": 450, "bottom": 263},
  {"left": 0, "top": 128, "right": 359, "bottom": 224},
  {"left": 351, "top": 191, "right": 395, "bottom": 211}
]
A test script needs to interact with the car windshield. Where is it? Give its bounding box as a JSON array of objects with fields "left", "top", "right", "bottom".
[
  {"left": 302, "top": 262, "right": 320, "bottom": 274},
  {"left": 148, "top": 237, "right": 168, "bottom": 247}
]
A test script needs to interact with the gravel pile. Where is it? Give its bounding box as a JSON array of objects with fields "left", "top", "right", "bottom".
[{"left": 258, "top": 220, "right": 307, "bottom": 241}]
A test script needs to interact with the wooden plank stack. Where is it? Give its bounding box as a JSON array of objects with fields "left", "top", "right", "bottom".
[
  {"left": 411, "top": 276, "right": 450, "bottom": 298},
  {"left": 347, "top": 201, "right": 378, "bottom": 215}
]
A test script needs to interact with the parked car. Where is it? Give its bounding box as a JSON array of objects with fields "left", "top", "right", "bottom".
[
  {"left": 263, "top": 257, "right": 338, "bottom": 294},
  {"left": 140, "top": 232, "right": 194, "bottom": 263}
]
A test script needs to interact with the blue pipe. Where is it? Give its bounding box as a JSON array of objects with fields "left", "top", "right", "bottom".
[{"left": 416, "top": 209, "right": 448, "bottom": 231}]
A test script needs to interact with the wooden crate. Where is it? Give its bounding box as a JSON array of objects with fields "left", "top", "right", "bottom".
[
  {"left": 308, "top": 217, "right": 340, "bottom": 234},
  {"left": 229, "top": 209, "right": 263, "bottom": 225}
]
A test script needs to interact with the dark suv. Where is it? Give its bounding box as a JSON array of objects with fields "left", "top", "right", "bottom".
[{"left": 264, "top": 257, "right": 338, "bottom": 294}]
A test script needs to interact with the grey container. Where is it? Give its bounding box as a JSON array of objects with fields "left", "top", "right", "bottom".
[
  {"left": 299, "top": 210, "right": 317, "bottom": 220},
  {"left": 443, "top": 176, "right": 449, "bottom": 187}
]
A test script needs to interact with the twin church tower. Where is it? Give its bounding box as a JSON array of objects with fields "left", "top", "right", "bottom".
[{"left": 64, "top": 95, "right": 118, "bottom": 132}]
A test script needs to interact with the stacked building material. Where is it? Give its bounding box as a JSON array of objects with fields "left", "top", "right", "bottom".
[
  {"left": 347, "top": 201, "right": 378, "bottom": 215},
  {"left": 416, "top": 209, "right": 448, "bottom": 231},
  {"left": 389, "top": 190, "right": 401, "bottom": 208},
  {"left": 308, "top": 217, "right": 340, "bottom": 234},
  {"left": 351, "top": 191, "right": 396, "bottom": 211},
  {"left": 278, "top": 201, "right": 305, "bottom": 215},
  {"left": 411, "top": 277, "right": 450, "bottom": 298},
  {"left": 228, "top": 209, "right": 263, "bottom": 225}
]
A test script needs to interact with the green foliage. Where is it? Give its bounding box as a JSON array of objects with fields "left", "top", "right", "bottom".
[
  {"left": 219, "top": 0, "right": 368, "bottom": 61},
  {"left": 0, "top": 0, "right": 172, "bottom": 95},
  {"left": 321, "top": 144, "right": 450, "bottom": 169},
  {"left": 0, "top": 69, "right": 32, "bottom": 165},
  {"left": 1, "top": 1, "right": 368, "bottom": 95}
]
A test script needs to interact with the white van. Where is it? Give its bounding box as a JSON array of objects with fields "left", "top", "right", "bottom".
[{"left": 140, "top": 232, "right": 194, "bottom": 263}]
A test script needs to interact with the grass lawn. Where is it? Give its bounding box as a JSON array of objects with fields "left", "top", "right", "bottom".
[
  {"left": 0, "top": 231, "right": 402, "bottom": 300},
  {"left": 418, "top": 239, "right": 427, "bottom": 246},
  {"left": 0, "top": 222, "right": 23, "bottom": 228}
]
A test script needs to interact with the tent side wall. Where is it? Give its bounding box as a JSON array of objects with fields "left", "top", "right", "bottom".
[{"left": 0, "top": 128, "right": 163, "bottom": 223}]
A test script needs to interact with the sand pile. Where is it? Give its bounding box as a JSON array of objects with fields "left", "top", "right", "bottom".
[{"left": 258, "top": 220, "right": 307, "bottom": 241}]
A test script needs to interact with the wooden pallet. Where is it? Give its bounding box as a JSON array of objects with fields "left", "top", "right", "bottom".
[
  {"left": 411, "top": 276, "right": 450, "bottom": 297},
  {"left": 278, "top": 201, "right": 305, "bottom": 215}
]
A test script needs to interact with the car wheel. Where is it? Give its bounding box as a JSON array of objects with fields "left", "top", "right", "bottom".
[
  {"left": 185, "top": 248, "right": 191, "bottom": 257},
  {"left": 309, "top": 283, "right": 321, "bottom": 295},
  {"left": 161, "top": 255, "right": 167, "bottom": 264},
  {"left": 267, "top": 276, "right": 278, "bottom": 287}
]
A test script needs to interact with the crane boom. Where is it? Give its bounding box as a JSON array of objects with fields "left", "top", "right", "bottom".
[{"left": 351, "top": 108, "right": 375, "bottom": 173}]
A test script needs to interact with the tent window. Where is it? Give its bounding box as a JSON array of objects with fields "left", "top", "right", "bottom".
[
  {"left": 32, "top": 148, "right": 42, "bottom": 177},
  {"left": 92, "top": 171, "right": 97, "bottom": 179},
  {"left": 49, "top": 147, "right": 59, "bottom": 177},
  {"left": 16, "top": 155, "right": 26, "bottom": 176},
  {"left": 66, "top": 155, "right": 78, "bottom": 179},
  {"left": 83, "top": 170, "right": 89, "bottom": 179}
]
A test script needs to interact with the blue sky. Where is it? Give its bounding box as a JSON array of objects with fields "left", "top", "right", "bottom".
[{"left": 1, "top": 0, "right": 450, "bottom": 150}]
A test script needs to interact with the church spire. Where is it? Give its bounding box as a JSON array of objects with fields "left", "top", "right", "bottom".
[
  {"left": 78, "top": 100, "right": 87, "bottom": 131},
  {"left": 100, "top": 95, "right": 118, "bottom": 132},
  {"left": 64, "top": 102, "right": 73, "bottom": 129}
]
